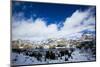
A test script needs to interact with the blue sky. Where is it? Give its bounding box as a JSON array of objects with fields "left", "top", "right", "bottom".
[
  {"left": 12, "top": 1, "right": 96, "bottom": 41},
  {"left": 12, "top": 1, "right": 95, "bottom": 26}
]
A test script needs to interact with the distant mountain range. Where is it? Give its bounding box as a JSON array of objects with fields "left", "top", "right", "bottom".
[{"left": 80, "top": 29, "right": 96, "bottom": 35}]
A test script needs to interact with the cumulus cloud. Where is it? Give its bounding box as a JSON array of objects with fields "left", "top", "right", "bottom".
[{"left": 12, "top": 7, "right": 96, "bottom": 41}]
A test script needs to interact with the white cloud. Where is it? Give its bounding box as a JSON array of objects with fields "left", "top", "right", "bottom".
[
  {"left": 12, "top": 8, "right": 96, "bottom": 41},
  {"left": 60, "top": 8, "right": 95, "bottom": 35}
]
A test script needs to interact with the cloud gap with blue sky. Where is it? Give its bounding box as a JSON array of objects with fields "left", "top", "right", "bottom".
[{"left": 12, "top": 1, "right": 96, "bottom": 41}]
